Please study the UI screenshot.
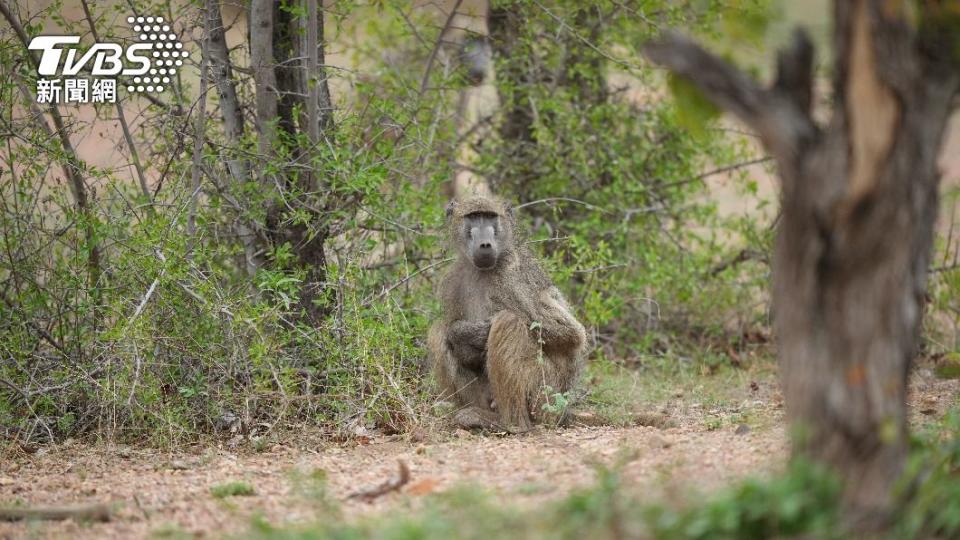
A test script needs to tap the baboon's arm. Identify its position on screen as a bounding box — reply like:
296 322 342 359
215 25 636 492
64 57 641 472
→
447 319 491 370
449 319 491 348
532 288 586 351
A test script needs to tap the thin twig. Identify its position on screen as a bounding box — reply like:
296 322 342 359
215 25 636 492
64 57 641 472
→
655 156 773 191
418 0 465 95
514 197 609 213
128 250 168 325
364 257 454 306
531 0 640 71
79 0 152 208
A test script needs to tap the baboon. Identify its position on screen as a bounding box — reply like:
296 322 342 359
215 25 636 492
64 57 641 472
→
428 196 587 431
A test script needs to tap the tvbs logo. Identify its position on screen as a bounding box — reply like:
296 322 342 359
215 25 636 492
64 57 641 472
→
28 15 188 104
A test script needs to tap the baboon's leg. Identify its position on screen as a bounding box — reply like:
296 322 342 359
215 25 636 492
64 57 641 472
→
485 310 546 432
428 321 490 410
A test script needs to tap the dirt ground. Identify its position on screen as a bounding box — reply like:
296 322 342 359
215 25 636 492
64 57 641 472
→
1 369 956 539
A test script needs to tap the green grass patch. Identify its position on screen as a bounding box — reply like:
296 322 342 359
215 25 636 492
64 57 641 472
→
211 481 256 499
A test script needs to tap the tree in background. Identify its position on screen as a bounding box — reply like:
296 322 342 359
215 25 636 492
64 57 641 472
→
205 0 337 322
646 0 960 525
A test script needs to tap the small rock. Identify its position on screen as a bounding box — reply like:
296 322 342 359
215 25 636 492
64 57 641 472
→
735 424 751 435
454 428 471 439
118 447 132 459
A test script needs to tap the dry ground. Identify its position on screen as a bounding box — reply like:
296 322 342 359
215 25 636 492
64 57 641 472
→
1 367 956 540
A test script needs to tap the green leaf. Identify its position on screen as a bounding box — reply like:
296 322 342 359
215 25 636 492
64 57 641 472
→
667 73 720 139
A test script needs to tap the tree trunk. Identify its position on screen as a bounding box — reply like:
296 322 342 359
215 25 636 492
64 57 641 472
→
250 0 278 155
263 1 331 324
645 0 959 525
488 7 535 147
204 0 261 276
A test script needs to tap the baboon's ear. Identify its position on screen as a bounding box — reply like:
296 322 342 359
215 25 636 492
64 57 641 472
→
506 205 516 220
445 200 457 218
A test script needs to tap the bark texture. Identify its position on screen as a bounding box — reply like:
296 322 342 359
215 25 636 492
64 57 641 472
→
204 0 261 276
646 0 959 523
261 1 332 323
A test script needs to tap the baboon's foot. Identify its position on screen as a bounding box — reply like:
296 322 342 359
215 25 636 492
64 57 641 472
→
453 407 501 430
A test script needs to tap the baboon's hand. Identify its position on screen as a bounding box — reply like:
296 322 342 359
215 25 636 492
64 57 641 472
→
449 319 491 349
447 320 490 371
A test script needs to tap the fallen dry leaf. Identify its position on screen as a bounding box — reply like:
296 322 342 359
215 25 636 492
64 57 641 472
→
405 478 440 496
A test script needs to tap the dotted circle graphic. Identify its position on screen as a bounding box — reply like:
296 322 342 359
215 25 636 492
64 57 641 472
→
126 15 185 94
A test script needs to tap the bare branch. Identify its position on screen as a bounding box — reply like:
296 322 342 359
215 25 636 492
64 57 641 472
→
418 0 465 95
774 28 815 114
0 1 101 289
513 197 609 213
363 257 455 307
643 32 816 168
80 0 153 208
531 0 640 71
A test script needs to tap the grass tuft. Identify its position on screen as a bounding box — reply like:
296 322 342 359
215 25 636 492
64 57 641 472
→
211 481 256 499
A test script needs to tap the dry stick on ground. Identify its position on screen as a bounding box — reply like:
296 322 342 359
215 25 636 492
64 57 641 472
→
0 502 113 522
346 460 411 502
645 0 959 527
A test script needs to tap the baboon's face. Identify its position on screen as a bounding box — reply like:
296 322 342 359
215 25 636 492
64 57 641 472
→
464 212 502 270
